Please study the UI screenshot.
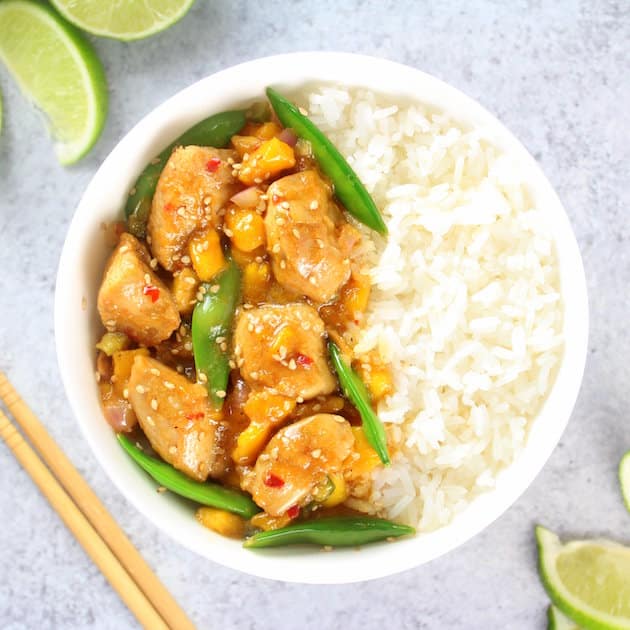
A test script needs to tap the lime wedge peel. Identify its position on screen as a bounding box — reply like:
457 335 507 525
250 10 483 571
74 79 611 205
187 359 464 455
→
49 0 196 41
620 451 630 514
0 0 107 165
548 605 584 630
536 526 630 630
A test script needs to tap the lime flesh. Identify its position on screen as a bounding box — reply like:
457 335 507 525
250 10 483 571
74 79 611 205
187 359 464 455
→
49 0 196 41
0 0 107 165
537 526 630 630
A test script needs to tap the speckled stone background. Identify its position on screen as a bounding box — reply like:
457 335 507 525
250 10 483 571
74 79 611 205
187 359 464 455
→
1 1 628 628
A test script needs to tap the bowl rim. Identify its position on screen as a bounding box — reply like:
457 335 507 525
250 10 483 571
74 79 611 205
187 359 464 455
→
55 51 589 584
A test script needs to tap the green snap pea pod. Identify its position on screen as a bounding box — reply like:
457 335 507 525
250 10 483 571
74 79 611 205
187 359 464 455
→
244 516 414 548
328 341 390 465
192 260 240 409
265 87 387 236
124 109 247 232
117 434 260 518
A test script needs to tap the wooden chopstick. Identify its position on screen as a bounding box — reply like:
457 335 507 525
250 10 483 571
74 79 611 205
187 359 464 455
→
0 408 169 630
0 371 195 630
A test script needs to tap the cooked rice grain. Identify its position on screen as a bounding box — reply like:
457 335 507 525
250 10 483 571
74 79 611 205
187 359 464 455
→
302 87 563 531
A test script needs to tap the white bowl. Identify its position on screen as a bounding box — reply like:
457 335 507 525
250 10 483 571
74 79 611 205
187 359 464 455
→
55 52 588 584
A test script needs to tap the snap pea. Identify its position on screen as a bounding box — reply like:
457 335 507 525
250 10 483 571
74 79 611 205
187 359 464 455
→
328 341 390 465
124 109 247 233
265 87 387 236
192 259 240 409
244 516 414 548
117 434 260 519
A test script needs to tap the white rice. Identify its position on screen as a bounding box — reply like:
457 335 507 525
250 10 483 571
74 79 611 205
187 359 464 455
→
300 86 563 531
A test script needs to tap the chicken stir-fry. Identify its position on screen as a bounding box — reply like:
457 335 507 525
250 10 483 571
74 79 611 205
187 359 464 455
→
95 101 395 543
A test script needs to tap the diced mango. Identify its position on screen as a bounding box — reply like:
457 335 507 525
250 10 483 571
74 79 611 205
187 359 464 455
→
112 348 150 395
367 367 393 401
342 272 371 322
230 135 261 158
250 511 292 531
196 507 246 539
225 206 266 252
171 267 199 316
188 228 226 282
238 137 295 186
240 121 282 140
96 332 130 356
322 473 348 508
232 392 297 465
253 122 283 140
350 426 381 476
232 420 273 466
242 261 271 304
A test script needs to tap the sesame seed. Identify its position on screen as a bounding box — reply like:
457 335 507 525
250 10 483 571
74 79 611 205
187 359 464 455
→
288 359 297 371
203 196 212 206
150 399 158 411
309 276 317 285
250 371 259 380
95 372 101 383
144 273 151 284
135 385 145 394
298 106 308 115
254 177 263 184
272 244 281 254
149 258 158 269
313 404 321 411
276 217 285 226
177 208 186 217
184 276 197 285
184 341 193 351
181 255 191 265
296 396 304 403
322 545 333 552
146 416 155 426
168 446 178 454
292 228 300 238
310 200 319 210
163 381 175 390
198 372 208 383
150 367 161 377
123 388 129 399
110 375 118 384
156 486 167 493
210 284 220 294
146 235 152 244
311 449 321 458
215 390 226 399
280 260 286 269
220 342 227 352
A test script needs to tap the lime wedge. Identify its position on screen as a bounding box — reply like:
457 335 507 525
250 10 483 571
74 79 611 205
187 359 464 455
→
49 0 196 41
548 605 584 630
536 526 630 630
0 0 107 165
620 451 630 513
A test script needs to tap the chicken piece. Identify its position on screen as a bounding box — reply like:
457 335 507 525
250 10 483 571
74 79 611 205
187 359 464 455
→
148 146 239 271
233 304 336 400
127 355 224 481
264 170 358 302
242 414 355 516
97 233 180 346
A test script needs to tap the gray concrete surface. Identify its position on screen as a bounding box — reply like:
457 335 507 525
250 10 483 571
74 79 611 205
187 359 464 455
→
1 1 629 628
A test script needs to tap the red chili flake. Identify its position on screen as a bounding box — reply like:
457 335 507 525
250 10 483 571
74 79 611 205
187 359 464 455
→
295 353 313 367
287 504 300 519
143 285 160 303
206 158 221 172
271 194 283 204
264 473 285 488
164 203 174 212
185 411 205 420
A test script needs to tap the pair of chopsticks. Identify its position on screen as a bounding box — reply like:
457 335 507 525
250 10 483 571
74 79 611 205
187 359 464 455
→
0 371 195 630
